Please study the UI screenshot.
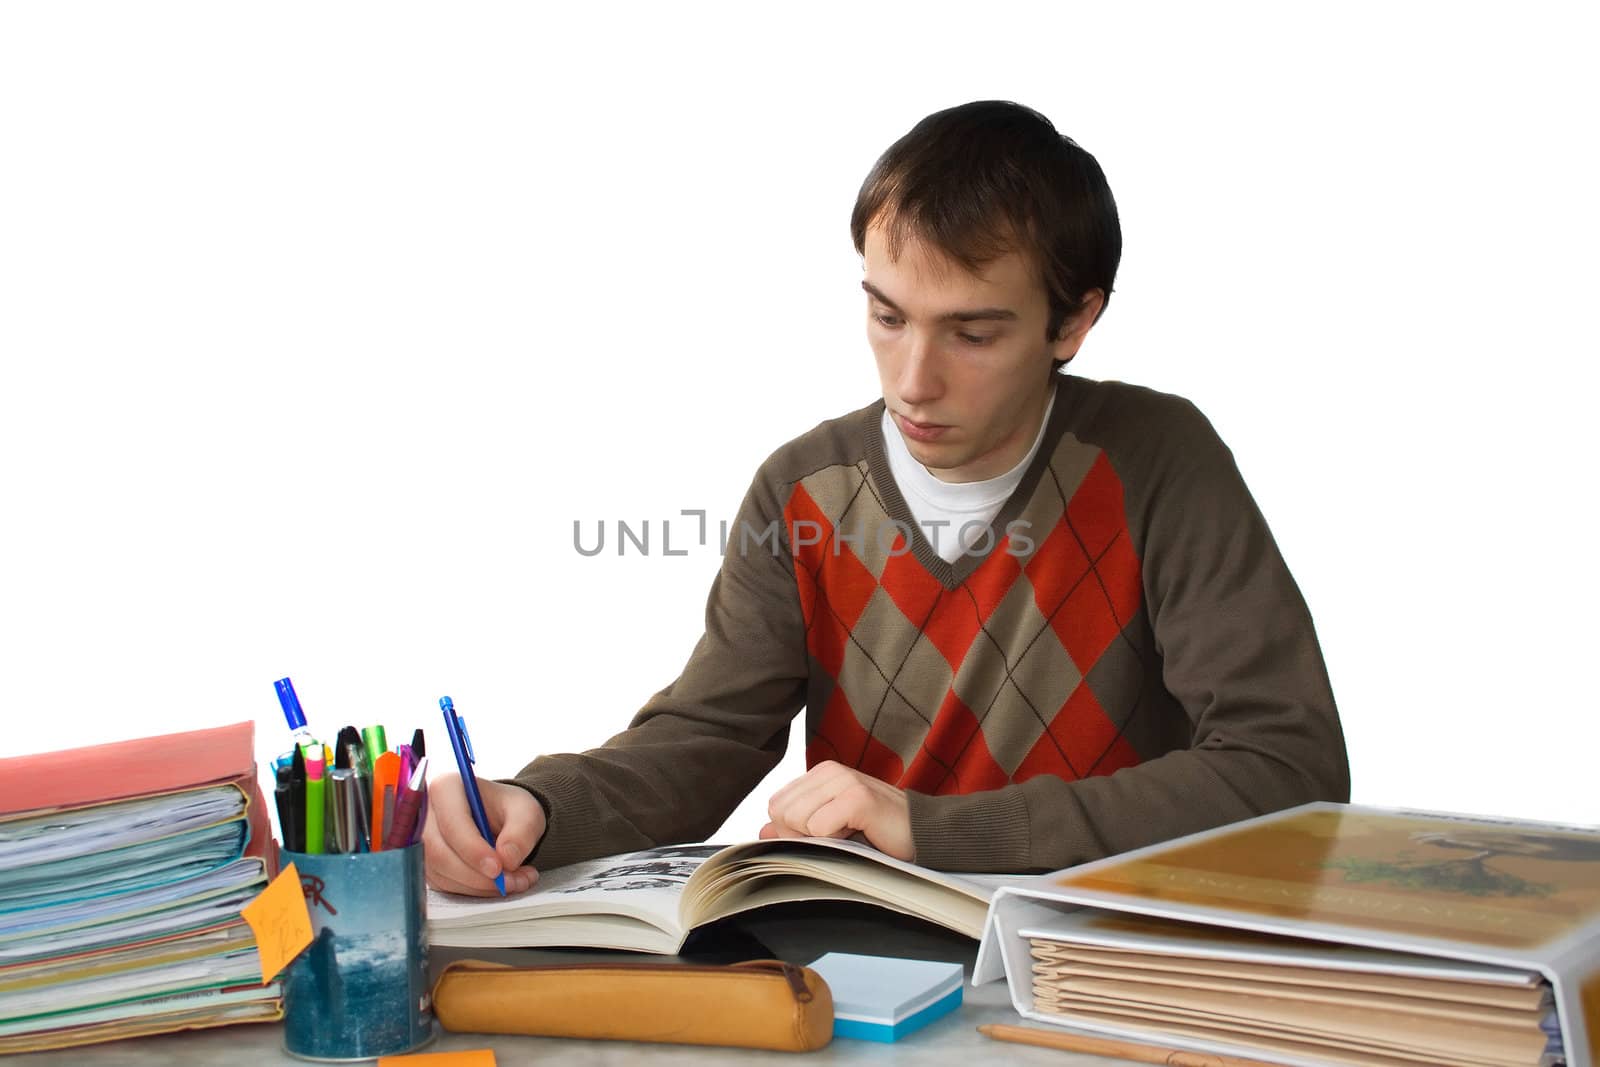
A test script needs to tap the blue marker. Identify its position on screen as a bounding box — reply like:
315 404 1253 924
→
274 677 317 749
440 696 505 896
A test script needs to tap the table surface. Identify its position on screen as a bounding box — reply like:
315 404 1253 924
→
12 904 1131 1065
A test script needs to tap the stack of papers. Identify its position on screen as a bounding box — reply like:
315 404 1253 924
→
1026 930 1556 1067
0 723 282 1054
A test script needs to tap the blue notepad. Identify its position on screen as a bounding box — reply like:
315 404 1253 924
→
807 952 965 1042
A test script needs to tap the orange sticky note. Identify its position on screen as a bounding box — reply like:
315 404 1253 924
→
240 861 313 984
377 1051 496 1066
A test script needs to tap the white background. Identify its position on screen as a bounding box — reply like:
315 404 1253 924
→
2 3 1595 842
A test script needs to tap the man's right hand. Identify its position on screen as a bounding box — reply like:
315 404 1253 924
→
422 772 545 896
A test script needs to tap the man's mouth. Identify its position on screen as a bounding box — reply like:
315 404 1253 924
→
895 412 951 443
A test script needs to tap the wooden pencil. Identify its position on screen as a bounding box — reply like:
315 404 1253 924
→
977 1023 1286 1067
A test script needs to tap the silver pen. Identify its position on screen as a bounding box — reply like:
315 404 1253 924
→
328 769 354 853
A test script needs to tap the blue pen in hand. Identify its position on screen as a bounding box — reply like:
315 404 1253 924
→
440 696 505 896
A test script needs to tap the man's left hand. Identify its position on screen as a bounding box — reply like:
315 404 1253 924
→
758 760 913 860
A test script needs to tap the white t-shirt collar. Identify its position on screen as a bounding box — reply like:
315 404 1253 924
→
881 389 1057 516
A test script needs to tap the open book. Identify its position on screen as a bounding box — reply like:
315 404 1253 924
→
427 837 1005 955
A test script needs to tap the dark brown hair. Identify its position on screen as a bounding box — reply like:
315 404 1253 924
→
850 101 1122 360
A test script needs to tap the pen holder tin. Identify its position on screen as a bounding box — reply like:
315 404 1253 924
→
279 843 435 1062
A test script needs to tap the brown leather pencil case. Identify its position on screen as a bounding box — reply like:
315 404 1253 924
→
430 958 834 1052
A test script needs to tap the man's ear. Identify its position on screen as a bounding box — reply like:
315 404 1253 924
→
1049 289 1106 364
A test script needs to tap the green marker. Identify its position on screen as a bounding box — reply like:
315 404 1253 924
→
361 725 388 775
303 742 327 854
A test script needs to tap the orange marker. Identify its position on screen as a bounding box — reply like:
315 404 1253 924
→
370 751 401 852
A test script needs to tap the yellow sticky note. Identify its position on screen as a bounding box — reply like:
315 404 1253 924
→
377 1051 497 1066
240 861 313 984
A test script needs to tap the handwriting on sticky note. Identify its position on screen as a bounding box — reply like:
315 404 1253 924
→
240 861 313 984
377 1051 497 1066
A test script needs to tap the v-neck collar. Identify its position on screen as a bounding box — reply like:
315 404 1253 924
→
863 375 1076 590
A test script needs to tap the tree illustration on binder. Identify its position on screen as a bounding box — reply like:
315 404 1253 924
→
1325 828 1600 898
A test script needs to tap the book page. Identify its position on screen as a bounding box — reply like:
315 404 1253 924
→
0 889 263 966
1044 1003 1529 1067
1029 941 1547 1011
1019 907 1544 989
426 843 722 951
688 852 989 936
681 835 993 935
0 787 245 872
0 922 256 990
1031 957 1546 1025
1041 984 1547 1063
429 836 999 951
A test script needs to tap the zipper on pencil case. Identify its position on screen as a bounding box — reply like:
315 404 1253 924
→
442 959 814 999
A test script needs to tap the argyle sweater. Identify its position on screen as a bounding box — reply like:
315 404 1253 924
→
512 375 1350 873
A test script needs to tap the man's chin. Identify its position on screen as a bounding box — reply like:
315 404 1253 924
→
910 442 969 472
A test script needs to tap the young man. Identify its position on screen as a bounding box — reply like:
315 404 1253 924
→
423 101 1350 896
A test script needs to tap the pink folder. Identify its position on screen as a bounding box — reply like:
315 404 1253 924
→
0 720 273 867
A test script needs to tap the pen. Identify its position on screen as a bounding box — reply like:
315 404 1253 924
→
343 769 368 853
328 767 353 853
286 745 307 853
361 724 387 777
383 756 429 851
976 1024 1285 1067
409 729 428 832
303 743 326 854
273 765 291 847
274 677 317 749
440 696 504 895
371 751 400 851
337 726 372 850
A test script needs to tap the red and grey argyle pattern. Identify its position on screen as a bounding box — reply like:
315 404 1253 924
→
784 445 1146 797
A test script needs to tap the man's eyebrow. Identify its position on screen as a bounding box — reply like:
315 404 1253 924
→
860 280 1019 323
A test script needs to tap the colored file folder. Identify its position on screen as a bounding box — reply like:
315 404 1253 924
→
0 721 282 1054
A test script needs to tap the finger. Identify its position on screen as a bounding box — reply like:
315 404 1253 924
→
765 775 808 822
802 784 873 839
423 815 499 895
422 772 503 891
767 766 832 827
769 790 818 836
809 783 913 859
426 863 499 897
422 832 500 897
765 760 838 819
774 767 857 835
482 781 545 873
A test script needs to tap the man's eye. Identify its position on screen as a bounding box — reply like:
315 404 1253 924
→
873 313 991 346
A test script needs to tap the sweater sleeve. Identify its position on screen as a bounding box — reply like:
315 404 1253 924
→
905 397 1350 873
505 462 809 871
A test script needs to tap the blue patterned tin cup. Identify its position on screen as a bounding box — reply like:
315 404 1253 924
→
279 843 435 1061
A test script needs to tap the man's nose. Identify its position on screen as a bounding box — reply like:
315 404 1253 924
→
897 332 944 407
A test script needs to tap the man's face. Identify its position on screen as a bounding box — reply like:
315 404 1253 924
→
863 222 1092 484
